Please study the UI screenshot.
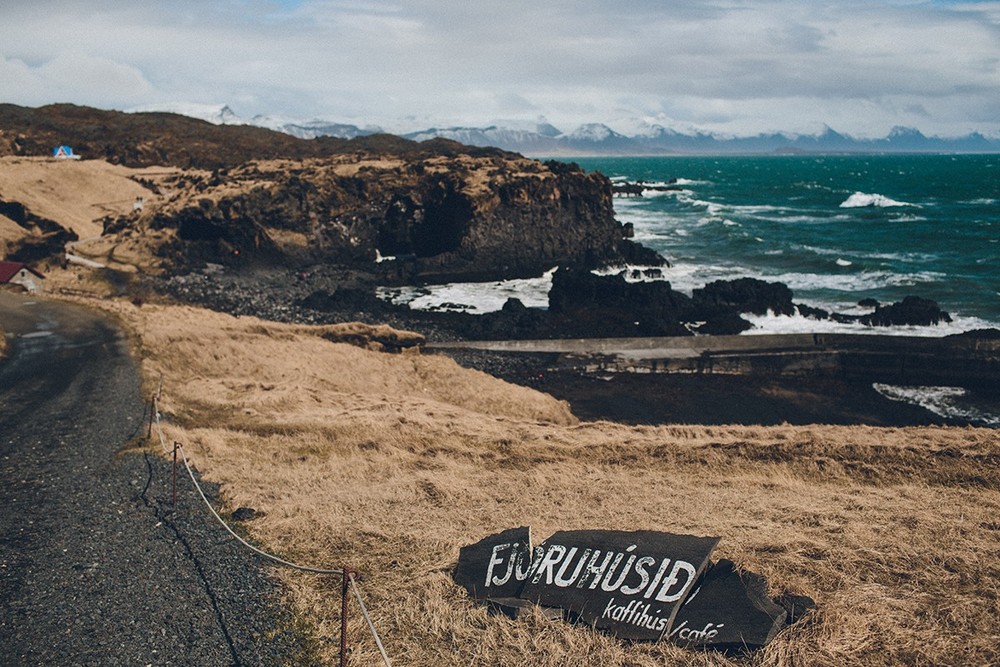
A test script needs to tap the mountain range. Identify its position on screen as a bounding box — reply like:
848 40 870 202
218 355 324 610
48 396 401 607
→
129 104 1000 156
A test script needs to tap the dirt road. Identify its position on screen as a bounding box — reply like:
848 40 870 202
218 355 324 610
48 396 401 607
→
0 293 307 666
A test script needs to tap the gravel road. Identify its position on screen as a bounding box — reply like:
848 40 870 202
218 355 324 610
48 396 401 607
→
0 292 313 666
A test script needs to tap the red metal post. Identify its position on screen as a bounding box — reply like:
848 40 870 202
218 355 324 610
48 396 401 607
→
172 442 179 505
340 568 350 667
147 395 155 438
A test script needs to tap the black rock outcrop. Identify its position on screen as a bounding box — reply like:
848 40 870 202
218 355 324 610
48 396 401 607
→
859 296 952 327
799 296 953 328
692 278 795 317
113 154 656 283
548 268 693 337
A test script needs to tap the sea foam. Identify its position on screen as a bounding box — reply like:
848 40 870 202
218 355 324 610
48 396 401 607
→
839 192 915 208
377 270 555 313
742 309 994 338
873 384 1000 427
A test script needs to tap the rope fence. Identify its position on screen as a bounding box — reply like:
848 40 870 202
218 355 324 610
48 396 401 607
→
149 388 391 666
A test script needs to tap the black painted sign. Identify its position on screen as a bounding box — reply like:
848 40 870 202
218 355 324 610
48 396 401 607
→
453 526 533 600
668 559 787 650
519 530 720 640
454 528 720 641
454 528 802 650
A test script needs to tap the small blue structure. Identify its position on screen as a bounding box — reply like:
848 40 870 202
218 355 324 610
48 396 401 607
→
52 145 80 159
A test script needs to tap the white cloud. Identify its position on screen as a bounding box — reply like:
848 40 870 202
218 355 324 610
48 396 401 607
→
0 52 154 107
0 0 997 137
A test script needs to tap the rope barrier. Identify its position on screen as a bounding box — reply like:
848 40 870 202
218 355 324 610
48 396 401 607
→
174 440 345 576
349 572 393 667
152 393 342 574
150 389 398 663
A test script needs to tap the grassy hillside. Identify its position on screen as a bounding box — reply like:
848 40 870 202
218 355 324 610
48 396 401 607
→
90 297 1000 667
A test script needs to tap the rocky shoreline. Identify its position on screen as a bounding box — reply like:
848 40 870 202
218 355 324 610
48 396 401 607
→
150 263 1000 428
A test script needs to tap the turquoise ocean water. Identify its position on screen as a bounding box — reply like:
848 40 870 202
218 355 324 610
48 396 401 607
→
382 154 1000 423
575 154 1000 334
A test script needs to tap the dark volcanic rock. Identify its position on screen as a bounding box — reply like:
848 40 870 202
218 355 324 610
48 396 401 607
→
692 311 754 336
619 239 669 267
859 296 952 327
794 303 830 320
150 198 282 267
8 229 78 263
468 298 551 340
402 161 633 282
692 278 795 317
948 328 1000 339
113 153 646 281
0 198 79 262
548 268 693 337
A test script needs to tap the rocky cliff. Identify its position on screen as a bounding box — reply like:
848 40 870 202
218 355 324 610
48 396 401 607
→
1 104 659 281
113 153 656 282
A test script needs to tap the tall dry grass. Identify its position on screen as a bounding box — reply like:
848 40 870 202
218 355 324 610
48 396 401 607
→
102 299 1000 666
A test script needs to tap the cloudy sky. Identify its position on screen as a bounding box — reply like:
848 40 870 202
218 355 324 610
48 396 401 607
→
2 1 998 137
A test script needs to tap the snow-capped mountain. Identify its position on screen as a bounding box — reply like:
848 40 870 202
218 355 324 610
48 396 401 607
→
126 103 241 125
251 115 383 140
562 123 621 142
403 125 563 153
125 104 1000 155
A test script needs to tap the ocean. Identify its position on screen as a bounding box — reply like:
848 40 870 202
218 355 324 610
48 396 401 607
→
385 154 999 337
379 154 1000 426
577 154 1000 336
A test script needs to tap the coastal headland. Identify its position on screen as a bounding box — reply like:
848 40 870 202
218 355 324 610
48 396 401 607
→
2 104 999 665
6 105 993 421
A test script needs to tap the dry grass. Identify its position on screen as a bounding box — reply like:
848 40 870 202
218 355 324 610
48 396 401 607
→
94 297 1000 666
1 212 25 250
0 156 182 272
0 156 167 240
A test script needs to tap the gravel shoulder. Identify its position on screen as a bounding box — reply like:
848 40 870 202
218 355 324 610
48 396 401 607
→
0 292 313 667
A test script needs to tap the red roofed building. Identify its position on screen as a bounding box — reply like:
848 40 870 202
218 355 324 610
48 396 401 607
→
0 261 45 293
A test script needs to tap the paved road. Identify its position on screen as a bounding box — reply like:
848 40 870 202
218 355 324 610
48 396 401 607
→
0 293 306 666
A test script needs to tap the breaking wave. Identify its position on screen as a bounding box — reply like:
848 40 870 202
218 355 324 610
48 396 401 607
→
839 192 916 208
873 384 1000 427
742 309 994 337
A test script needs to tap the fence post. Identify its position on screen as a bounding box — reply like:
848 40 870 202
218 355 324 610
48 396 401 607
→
172 442 179 505
341 567 351 667
147 395 155 438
